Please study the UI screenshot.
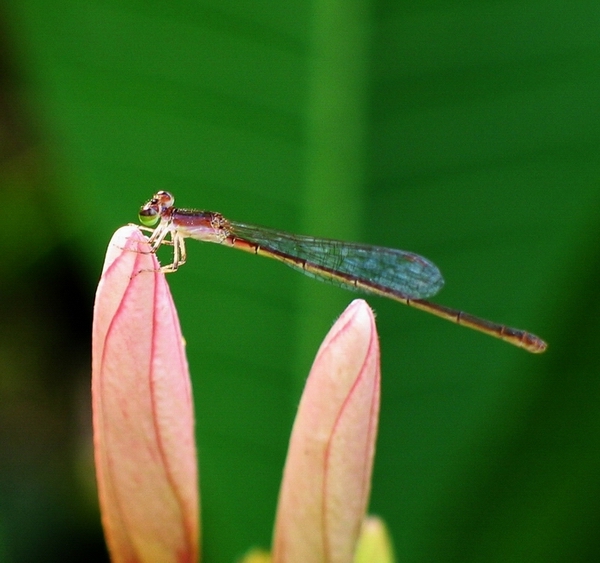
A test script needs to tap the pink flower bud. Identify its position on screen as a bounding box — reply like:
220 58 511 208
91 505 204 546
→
273 300 381 563
92 226 199 563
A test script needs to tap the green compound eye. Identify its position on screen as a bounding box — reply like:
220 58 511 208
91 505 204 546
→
138 207 160 226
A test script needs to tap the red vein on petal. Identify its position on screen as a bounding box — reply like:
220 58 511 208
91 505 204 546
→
148 271 196 562
97 241 152 561
358 325 380 518
167 289 198 563
321 304 378 563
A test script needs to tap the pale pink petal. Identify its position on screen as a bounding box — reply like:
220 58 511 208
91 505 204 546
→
92 226 199 563
273 299 381 563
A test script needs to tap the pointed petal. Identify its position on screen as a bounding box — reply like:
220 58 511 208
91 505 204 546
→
273 300 380 563
353 516 396 563
92 226 199 563
238 548 272 563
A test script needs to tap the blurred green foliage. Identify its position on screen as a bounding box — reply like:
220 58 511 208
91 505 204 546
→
0 1 599 562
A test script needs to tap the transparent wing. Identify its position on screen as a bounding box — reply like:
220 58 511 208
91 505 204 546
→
229 222 444 299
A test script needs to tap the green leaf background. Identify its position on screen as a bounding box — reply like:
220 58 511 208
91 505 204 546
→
1 1 599 562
